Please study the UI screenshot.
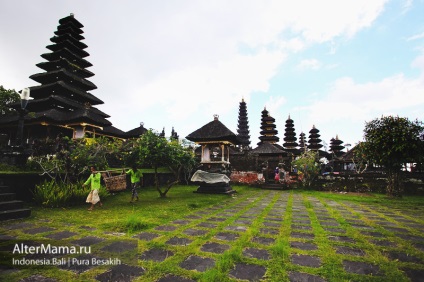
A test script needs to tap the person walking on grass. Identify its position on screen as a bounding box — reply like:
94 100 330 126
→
83 166 103 211
126 165 143 203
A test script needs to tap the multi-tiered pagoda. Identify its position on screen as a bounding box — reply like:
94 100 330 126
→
236 98 251 150
282 115 299 156
329 135 345 158
0 14 124 141
308 125 326 158
298 132 307 153
257 107 279 145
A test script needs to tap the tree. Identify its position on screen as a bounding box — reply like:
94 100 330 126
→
362 116 424 197
135 130 196 197
292 150 321 188
0 85 19 115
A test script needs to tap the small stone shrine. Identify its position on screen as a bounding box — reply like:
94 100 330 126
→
186 115 239 194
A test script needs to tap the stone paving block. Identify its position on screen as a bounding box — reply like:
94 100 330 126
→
342 260 380 276
132 232 160 241
0 234 15 240
291 231 315 240
323 227 345 233
413 242 424 252
71 236 105 246
172 220 191 225
401 268 424 282
335 246 365 256
292 225 313 231
101 241 137 253
328 235 355 243
264 216 283 223
5 222 35 230
140 248 174 262
196 222 218 228
155 225 178 232
292 220 311 225
252 236 276 245
95 264 145 282
290 241 318 251
291 254 321 267
165 237 192 246
350 224 374 230
179 255 215 272
225 225 248 232
215 232 239 241
156 275 196 282
259 228 279 235
263 221 280 228
44 231 78 240
183 228 208 236
243 247 270 260
369 239 397 247
200 242 230 254
320 221 340 227
229 262 266 281
208 216 227 222
22 227 56 235
18 274 58 282
384 251 423 263
234 219 253 225
384 227 409 233
288 271 327 282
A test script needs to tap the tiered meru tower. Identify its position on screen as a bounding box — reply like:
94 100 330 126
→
257 107 279 145
236 99 251 150
282 115 299 155
329 135 345 158
307 125 323 152
3 14 116 141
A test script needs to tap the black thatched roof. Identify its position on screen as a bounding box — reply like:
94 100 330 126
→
21 96 109 118
27 108 111 126
186 116 240 144
29 82 103 105
101 126 127 138
126 124 148 138
250 142 287 155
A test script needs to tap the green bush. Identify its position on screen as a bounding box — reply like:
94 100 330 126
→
33 180 109 208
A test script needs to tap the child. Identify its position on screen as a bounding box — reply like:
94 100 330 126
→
126 165 143 202
83 166 103 211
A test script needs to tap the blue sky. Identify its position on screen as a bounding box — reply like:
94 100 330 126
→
1 0 423 151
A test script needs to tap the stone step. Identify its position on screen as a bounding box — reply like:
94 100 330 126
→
0 193 16 201
0 185 10 193
261 183 287 190
0 208 31 221
0 200 25 211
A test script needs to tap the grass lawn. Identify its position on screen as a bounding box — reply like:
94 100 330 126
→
1 185 424 281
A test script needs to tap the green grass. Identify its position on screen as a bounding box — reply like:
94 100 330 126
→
1 187 423 281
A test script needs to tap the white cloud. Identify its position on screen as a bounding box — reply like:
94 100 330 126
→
407 31 424 41
412 54 424 70
297 59 321 70
297 63 424 144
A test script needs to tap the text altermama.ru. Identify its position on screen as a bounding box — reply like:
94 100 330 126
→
13 243 91 255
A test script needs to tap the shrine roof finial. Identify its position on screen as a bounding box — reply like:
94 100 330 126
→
213 114 219 121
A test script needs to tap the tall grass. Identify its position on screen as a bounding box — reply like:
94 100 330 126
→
32 180 109 207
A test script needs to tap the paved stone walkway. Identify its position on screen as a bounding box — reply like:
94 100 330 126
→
1 190 424 281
